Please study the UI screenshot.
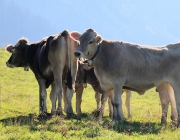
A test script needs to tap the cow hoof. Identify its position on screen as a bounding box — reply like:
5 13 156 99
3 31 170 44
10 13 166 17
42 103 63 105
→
76 112 82 116
108 120 116 127
170 120 179 128
56 110 64 116
92 110 101 118
65 113 75 119
37 112 52 120
109 113 113 118
160 118 167 125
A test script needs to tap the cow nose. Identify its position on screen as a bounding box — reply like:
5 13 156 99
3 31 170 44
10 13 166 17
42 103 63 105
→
6 61 10 67
74 51 81 57
6 61 12 68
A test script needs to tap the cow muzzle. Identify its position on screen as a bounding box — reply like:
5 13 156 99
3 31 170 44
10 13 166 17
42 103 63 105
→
6 61 14 68
74 51 84 58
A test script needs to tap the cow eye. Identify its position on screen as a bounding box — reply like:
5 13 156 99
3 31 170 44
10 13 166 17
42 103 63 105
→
88 41 93 44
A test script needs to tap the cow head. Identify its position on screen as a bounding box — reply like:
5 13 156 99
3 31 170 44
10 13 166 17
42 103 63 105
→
5 38 29 71
73 29 102 60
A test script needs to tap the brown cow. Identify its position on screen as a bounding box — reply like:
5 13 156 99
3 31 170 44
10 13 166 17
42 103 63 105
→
6 30 79 116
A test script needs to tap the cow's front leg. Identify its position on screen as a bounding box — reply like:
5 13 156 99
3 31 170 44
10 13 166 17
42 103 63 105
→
37 78 47 114
75 84 84 115
112 85 123 122
50 81 57 115
95 92 101 110
98 90 111 120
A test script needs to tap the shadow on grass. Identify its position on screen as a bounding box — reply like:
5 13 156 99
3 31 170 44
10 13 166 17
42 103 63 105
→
102 118 162 135
0 113 52 126
0 112 173 136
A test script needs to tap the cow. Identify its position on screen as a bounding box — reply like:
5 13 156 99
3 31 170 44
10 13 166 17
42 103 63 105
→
75 63 177 124
72 28 180 125
5 30 79 117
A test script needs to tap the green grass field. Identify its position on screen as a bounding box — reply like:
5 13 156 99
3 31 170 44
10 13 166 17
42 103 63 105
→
0 49 180 140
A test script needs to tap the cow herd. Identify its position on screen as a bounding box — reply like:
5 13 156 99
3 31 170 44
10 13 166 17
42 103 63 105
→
5 29 180 126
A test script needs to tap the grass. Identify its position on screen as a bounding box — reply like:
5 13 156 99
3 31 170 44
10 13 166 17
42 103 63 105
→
0 48 180 139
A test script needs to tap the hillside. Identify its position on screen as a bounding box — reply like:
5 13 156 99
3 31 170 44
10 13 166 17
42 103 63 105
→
0 49 180 139
1 0 180 48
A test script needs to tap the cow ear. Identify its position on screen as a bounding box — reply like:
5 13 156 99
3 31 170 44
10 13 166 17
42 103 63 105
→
5 45 14 53
95 35 102 44
71 31 81 40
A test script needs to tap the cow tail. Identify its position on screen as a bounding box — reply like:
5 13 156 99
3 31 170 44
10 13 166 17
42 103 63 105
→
66 33 73 89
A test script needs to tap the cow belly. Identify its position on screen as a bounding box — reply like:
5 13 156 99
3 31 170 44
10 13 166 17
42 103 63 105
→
41 66 54 80
124 82 155 91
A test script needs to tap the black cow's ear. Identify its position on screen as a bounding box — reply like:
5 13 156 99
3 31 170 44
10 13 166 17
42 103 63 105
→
71 31 81 40
5 45 14 53
95 35 102 44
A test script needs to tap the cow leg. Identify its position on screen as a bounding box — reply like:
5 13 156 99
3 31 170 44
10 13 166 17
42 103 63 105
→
50 81 57 114
95 92 101 110
112 85 123 121
62 84 68 113
171 83 180 126
109 90 124 119
157 84 169 124
125 90 132 118
165 83 178 125
66 88 74 115
76 84 84 115
98 90 110 119
37 78 47 114
53 69 64 115
108 93 113 118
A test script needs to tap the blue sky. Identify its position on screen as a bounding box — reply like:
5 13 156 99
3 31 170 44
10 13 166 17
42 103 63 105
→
1 0 180 46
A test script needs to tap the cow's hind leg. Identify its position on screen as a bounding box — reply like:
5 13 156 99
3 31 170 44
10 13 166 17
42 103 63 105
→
124 90 132 118
157 84 169 124
165 83 178 125
170 83 180 126
66 88 74 116
37 78 48 119
50 81 57 115
53 67 64 116
62 84 68 113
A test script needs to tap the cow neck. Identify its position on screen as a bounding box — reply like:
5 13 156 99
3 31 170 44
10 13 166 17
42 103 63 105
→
24 45 29 71
86 43 100 66
90 43 100 61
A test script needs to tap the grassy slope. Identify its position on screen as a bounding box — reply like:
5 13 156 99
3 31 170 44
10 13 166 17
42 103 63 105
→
0 49 180 140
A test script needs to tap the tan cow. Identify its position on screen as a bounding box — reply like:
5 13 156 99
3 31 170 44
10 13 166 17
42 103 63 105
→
76 63 177 124
73 29 180 125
